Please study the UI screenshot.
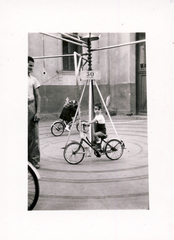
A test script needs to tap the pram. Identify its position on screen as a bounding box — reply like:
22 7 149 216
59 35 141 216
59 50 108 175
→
59 100 78 125
51 100 79 137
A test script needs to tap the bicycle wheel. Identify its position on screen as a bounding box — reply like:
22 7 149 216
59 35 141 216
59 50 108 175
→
64 142 85 164
105 139 124 160
51 121 64 136
28 165 39 210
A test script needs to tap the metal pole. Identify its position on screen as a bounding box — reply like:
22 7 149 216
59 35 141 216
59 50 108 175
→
74 52 78 77
33 54 88 63
65 80 88 146
86 34 95 143
40 32 87 48
58 32 87 44
91 39 146 52
33 54 74 59
94 80 120 140
89 78 92 145
74 52 78 101
74 52 82 100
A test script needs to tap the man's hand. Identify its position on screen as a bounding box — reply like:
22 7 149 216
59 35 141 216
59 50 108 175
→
34 113 40 122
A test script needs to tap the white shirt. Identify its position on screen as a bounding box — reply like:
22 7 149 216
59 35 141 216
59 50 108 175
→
28 75 40 101
94 114 105 124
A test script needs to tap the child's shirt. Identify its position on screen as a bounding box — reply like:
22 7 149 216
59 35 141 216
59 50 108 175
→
94 114 106 134
94 114 105 124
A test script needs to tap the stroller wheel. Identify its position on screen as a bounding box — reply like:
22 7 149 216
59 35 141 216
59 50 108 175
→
51 121 64 136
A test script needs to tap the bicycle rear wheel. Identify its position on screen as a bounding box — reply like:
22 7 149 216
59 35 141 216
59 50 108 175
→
105 139 124 160
64 142 85 164
28 165 39 210
51 121 64 136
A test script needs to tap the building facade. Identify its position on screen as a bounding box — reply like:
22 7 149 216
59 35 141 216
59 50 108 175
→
28 32 147 116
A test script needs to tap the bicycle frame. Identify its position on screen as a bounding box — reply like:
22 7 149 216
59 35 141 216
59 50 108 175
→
78 131 124 155
64 129 125 164
79 135 107 154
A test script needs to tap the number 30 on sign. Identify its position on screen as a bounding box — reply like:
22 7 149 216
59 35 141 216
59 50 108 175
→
80 70 101 80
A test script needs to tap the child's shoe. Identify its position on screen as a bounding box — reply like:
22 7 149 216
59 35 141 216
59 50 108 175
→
91 140 96 146
65 125 70 132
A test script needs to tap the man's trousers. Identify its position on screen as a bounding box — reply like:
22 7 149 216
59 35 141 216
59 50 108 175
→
28 100 40 164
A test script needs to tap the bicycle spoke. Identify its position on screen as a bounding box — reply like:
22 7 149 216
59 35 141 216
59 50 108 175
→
64 142 85 164
51 121 64 136
105 139 124 160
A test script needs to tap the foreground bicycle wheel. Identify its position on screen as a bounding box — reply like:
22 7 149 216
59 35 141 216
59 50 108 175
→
51 121 64 136
28 165 39 210
105 139 124 160
64 142 85 164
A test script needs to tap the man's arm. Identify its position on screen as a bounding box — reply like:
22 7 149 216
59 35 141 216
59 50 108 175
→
34 87 41 121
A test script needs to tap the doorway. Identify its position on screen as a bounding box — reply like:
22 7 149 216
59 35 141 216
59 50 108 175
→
136 33 147 115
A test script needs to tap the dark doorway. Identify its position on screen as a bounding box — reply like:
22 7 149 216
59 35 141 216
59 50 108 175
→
136 33 147 115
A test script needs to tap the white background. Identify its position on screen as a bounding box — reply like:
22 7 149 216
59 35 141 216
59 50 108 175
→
0 0 174 239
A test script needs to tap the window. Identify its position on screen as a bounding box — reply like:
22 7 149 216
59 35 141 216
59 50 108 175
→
62 33 82 71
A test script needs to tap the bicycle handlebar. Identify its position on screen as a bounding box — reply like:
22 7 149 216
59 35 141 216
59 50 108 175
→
82 122 90 127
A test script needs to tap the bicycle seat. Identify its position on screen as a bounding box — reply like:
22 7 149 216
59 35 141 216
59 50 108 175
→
99 134 107 139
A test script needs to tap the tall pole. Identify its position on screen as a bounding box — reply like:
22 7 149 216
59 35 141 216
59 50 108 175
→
81 34 100 143
87 34 95 142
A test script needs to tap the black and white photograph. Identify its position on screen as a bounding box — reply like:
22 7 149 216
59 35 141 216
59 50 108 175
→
28 32 148 211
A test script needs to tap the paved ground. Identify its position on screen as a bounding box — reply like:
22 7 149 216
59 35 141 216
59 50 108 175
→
34 115 148 210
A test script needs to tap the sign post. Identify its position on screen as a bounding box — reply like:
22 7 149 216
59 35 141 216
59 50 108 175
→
80 70 101 81
81 34 100 143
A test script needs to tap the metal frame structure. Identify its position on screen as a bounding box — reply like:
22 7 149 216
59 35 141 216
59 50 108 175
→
32 32 146 146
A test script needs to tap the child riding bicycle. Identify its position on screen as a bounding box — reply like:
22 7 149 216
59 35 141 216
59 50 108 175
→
86 102 107 149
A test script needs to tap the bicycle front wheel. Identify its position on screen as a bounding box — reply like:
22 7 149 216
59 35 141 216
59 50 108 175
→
105 139 124 160
28 165 39 210
51 121 64 136
64 142 85 164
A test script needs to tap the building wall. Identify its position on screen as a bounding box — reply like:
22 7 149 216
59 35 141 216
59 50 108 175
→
28 32 136 115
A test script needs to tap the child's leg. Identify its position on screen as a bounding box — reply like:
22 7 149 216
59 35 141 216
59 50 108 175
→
93 132 105 149
94 132 104 143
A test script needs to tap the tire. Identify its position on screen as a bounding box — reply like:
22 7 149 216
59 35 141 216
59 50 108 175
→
105 139 124 160
28 165 39 210
63 142 85 164
51 121 64 136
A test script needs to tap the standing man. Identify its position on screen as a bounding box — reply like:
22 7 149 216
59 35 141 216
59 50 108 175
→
28 56 41 169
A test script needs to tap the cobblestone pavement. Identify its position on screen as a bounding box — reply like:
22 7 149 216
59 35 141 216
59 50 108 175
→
34 115 148 210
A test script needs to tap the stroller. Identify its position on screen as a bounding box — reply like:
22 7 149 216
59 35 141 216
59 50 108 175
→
59 100 78 127
51 99 79 136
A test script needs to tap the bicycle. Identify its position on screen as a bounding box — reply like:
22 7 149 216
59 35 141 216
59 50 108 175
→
63 123 125 164
28 162 40 210
51 118 88 137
